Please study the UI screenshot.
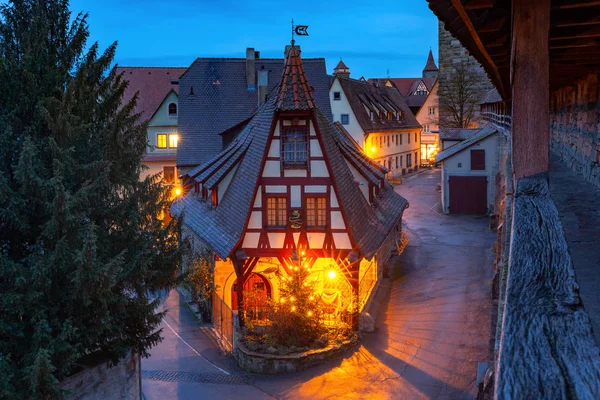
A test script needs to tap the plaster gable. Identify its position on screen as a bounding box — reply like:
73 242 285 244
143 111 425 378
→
329 78 365 148
149 91 179 127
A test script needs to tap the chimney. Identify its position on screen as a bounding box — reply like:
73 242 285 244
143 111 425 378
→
246 47 256 91
372 78 378 87
258 65 268 106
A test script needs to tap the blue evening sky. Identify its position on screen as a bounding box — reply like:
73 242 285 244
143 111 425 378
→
70 0 438 79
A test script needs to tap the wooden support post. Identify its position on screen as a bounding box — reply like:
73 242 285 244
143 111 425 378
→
511 0 550 179
231 256 246 329
351 277 359 331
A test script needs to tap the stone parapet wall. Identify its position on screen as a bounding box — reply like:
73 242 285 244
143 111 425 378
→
59 352 140 400
550 73 600 187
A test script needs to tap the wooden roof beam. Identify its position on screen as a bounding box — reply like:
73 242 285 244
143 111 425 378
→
449 0 507 97
550 25 600 40
550 38 600 49
463 0 496 9
552 12 600 27
479 16 507 32
556 0 600 9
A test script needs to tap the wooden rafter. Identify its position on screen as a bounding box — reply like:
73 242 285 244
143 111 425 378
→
464 0 496 9
556 0 600 10
449 0 507 98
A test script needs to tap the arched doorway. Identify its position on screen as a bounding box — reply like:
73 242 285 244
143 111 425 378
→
231 273 272 322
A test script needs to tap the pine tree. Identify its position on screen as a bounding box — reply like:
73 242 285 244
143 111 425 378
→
0 1 183 397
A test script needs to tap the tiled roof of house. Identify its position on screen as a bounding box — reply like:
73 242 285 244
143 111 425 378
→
368 77 436 97
436 125 498 162
277 46 315 111
337 77 421 133
423 49 438 72
439 127 481 141
115 67 187 123
176 56 332 168
479 88 502 105
335 59 349 70
172 48 408 260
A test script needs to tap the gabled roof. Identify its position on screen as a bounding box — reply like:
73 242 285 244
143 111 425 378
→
115 67 187 123
335 60 349 70
337 77 421 133
176 55 332 168
436 126 498 162
277 46 315 111
172 48 408 260
439 127 480 141
423 49 438 72
479 88 502 105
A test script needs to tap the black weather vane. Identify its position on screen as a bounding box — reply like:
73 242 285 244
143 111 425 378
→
291 19 309 46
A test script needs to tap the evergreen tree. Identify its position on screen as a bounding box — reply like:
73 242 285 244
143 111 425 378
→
0 1 183 397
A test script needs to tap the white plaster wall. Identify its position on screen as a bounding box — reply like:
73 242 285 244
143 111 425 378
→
247 211 262 229
253 187 262 207
329 78 365 147
242 232 260 248
332 233 352 249
304 185 327 193
330 211 346 229
265 185 287 193
440 133 499 214
290 186 301 207
345 161 370 201
310 160 329 177
140 161 176 181
330 189 339 207
217 164 238 203
415 80 439 141
262 161 280 177
268 139 280 157
283 170 307 177
310 139 323 157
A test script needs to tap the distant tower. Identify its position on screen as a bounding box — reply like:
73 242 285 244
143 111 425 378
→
423 49 439 80
333 59 350 78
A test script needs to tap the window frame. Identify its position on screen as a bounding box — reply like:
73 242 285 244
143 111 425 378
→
470 149 486 171
265 195 288 229
157 134 167 149
168 133 178 148
333 91 341 101
341 114 349 125
306 195 328 229
168 102 177 116
280 124 309 169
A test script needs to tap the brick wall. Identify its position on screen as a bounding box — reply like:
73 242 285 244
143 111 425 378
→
550 73 600 187
438 21 494 128
59 352 140 400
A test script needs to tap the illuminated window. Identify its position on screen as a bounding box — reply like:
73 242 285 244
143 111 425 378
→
168 134 178 148
281 126 308 168
157 134 167 149
266 197 287 227
168 103 177 116
163 166 175 184
306 197 326 228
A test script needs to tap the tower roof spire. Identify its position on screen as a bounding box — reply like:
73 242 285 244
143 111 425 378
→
276 45 315 111
423 49 438 72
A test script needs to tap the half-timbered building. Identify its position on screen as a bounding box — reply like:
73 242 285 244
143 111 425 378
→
172 45 408 331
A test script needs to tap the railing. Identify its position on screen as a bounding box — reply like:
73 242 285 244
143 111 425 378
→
211 292 234 353
481 111 512 132
358 258 377 312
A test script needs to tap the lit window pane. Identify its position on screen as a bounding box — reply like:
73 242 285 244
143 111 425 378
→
157 134 167 149
169 134 178 148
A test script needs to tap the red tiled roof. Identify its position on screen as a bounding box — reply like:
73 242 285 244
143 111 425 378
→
335 59 349 70
115 67 187 123
276 46 315 111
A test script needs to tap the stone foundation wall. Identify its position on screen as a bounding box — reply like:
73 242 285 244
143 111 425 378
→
550 72 600 187
59 352 140 400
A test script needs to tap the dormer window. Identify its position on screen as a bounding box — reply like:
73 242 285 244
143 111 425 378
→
370 111 375 121
281 125 308 168
387 111 393 120
168 103 177 116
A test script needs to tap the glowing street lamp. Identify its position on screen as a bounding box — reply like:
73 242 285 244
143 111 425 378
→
328 270 337 280
174 187 182 196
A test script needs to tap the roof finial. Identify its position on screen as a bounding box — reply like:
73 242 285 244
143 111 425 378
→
291 18 295 47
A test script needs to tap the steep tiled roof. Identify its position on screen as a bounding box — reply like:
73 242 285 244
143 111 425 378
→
172 49 408 260
479 88 502 105
177 56 332 167
423 49 438 72
436 126 498 162
115 67 187 123
277 46 315 111
335 60 349 70
337 77 421 133
439 127 481 141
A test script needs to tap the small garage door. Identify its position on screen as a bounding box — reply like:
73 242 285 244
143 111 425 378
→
448 176 488 214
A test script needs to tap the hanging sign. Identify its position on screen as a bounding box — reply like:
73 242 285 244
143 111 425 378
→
289 210 303 230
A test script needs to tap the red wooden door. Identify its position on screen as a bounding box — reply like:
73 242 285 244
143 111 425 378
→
231 273 271 311
448 176 487 214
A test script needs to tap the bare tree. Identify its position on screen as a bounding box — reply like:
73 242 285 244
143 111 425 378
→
438 61 485 128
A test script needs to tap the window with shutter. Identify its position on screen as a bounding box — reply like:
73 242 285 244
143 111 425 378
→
470 150 486 170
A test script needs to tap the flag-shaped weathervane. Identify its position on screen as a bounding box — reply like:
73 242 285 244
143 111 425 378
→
291 19 309 46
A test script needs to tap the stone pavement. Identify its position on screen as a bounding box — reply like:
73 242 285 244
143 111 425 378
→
142 169 495 399
550 154 600 345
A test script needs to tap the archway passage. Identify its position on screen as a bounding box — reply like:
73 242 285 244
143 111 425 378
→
231 273 271 316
